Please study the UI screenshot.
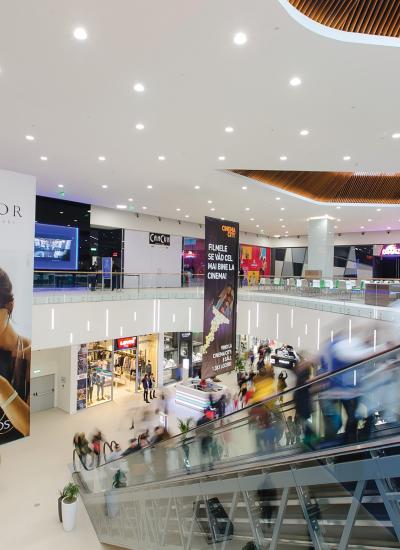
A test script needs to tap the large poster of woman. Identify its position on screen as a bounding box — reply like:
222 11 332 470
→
0 170 35 445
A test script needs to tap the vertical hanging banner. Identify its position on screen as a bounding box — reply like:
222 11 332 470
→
202 217 239 378
0 170 35 445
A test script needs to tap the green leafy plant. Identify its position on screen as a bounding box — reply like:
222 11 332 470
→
62 482 79 504
177 417 193 436
235 355 246 372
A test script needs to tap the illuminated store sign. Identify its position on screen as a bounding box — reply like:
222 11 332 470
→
381 244 400 257
149 232 170 246
117 336 137 349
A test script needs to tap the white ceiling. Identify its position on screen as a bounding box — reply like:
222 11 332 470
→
0 0 400 237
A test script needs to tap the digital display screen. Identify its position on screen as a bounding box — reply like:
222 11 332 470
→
34 223 79 270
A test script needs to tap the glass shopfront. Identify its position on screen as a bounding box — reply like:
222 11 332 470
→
113 336 137 392
76 340 113 411
163 332 203 384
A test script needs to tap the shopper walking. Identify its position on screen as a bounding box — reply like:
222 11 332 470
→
142 373 150 403
149 374 156 399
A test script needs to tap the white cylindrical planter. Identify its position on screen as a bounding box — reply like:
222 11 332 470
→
62 498 78 531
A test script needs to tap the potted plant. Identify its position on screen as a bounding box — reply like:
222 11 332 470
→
61 482 79 532
58 486 67 523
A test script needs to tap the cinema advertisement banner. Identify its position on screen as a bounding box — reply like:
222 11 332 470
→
202 217 239 379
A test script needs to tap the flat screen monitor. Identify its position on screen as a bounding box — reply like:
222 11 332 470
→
34 223 79 270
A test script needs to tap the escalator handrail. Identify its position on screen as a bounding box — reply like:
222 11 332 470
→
75 342 400 472
73 448 90 472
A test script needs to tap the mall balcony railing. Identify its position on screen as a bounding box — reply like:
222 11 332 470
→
32 271 400 320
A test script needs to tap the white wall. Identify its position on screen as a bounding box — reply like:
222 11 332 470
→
124 229 182 287
91 205 271 247
31 347 73 413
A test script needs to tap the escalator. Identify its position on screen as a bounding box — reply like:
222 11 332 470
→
74 345 400 549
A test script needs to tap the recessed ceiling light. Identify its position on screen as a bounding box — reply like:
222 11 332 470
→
210 207 215 211
273 234 281 238
392 133 400 139
250 218 255 221
242 186 247 190
98 156 106 161
25 135 35 141
194 186 200 190
275 197 281 201
57 184 64 188
74 219 78 222
73 27 88 41
133 82 145 93
147 185 153 189
280 207 285 211
220 217 225 221
184 214 190 218
59 211 64 215
218 155 226 161
368 218 372 222
233 32 247 45
387 226 392 230
142 206 147 210
281 225 286 228
208 200 213 204
337 218 341 222
158 155 166 161
256 224 260 228
377 208 382 211
279 218 284 222
334 225 338 229
176 208 181 211
116 204 127 209
280 155 287 161
245 207 250 211
225 126 234 133
343 155 351 161
101 184 108 189
336 206 341 209
135 123 145 130
360 226 364 229
260 229 264 233
299 129 309 136
289 76 302 87
40 156 48 161
128 198 133 202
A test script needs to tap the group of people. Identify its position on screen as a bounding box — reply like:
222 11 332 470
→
141 360 156 403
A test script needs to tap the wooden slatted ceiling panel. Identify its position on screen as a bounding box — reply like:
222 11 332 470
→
232 170 400 203
289 0 400 38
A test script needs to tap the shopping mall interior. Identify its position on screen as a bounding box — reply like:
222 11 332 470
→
2 2 400 550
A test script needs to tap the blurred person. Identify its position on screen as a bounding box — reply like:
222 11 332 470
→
197 409 215 470
108 442 123 461
73 432 92 467
319 331 375 444
149 373 156 399
285 415 296 446
142 373 150 403
277 371 288 393
91 429 105 466
294 361 317 449
122 438 139 456
215 393 226 418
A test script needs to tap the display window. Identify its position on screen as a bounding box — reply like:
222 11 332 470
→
113 336 137 392
163 332 203 383
138 334 158 389
87 340 113 406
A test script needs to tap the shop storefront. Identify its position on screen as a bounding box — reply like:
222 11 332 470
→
113 336 137 391
76 334 159 411
240 244 271 286
76 340 113 411
163 332 203 384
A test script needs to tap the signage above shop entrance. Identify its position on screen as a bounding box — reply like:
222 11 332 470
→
116 336 137 349
149 232 170 246
381 244 400 257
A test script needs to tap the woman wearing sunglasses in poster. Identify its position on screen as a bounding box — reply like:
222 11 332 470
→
0 268 30 442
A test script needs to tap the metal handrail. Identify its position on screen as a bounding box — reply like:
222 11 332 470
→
73 343 400 473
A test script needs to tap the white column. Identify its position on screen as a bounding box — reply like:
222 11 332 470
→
307 217 334 278
157 332 165 388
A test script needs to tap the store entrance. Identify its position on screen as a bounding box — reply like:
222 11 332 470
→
373 256 400 279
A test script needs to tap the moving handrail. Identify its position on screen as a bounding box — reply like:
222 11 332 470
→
74 343 400 482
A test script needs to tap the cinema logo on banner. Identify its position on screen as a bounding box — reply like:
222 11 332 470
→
222 225 236 238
